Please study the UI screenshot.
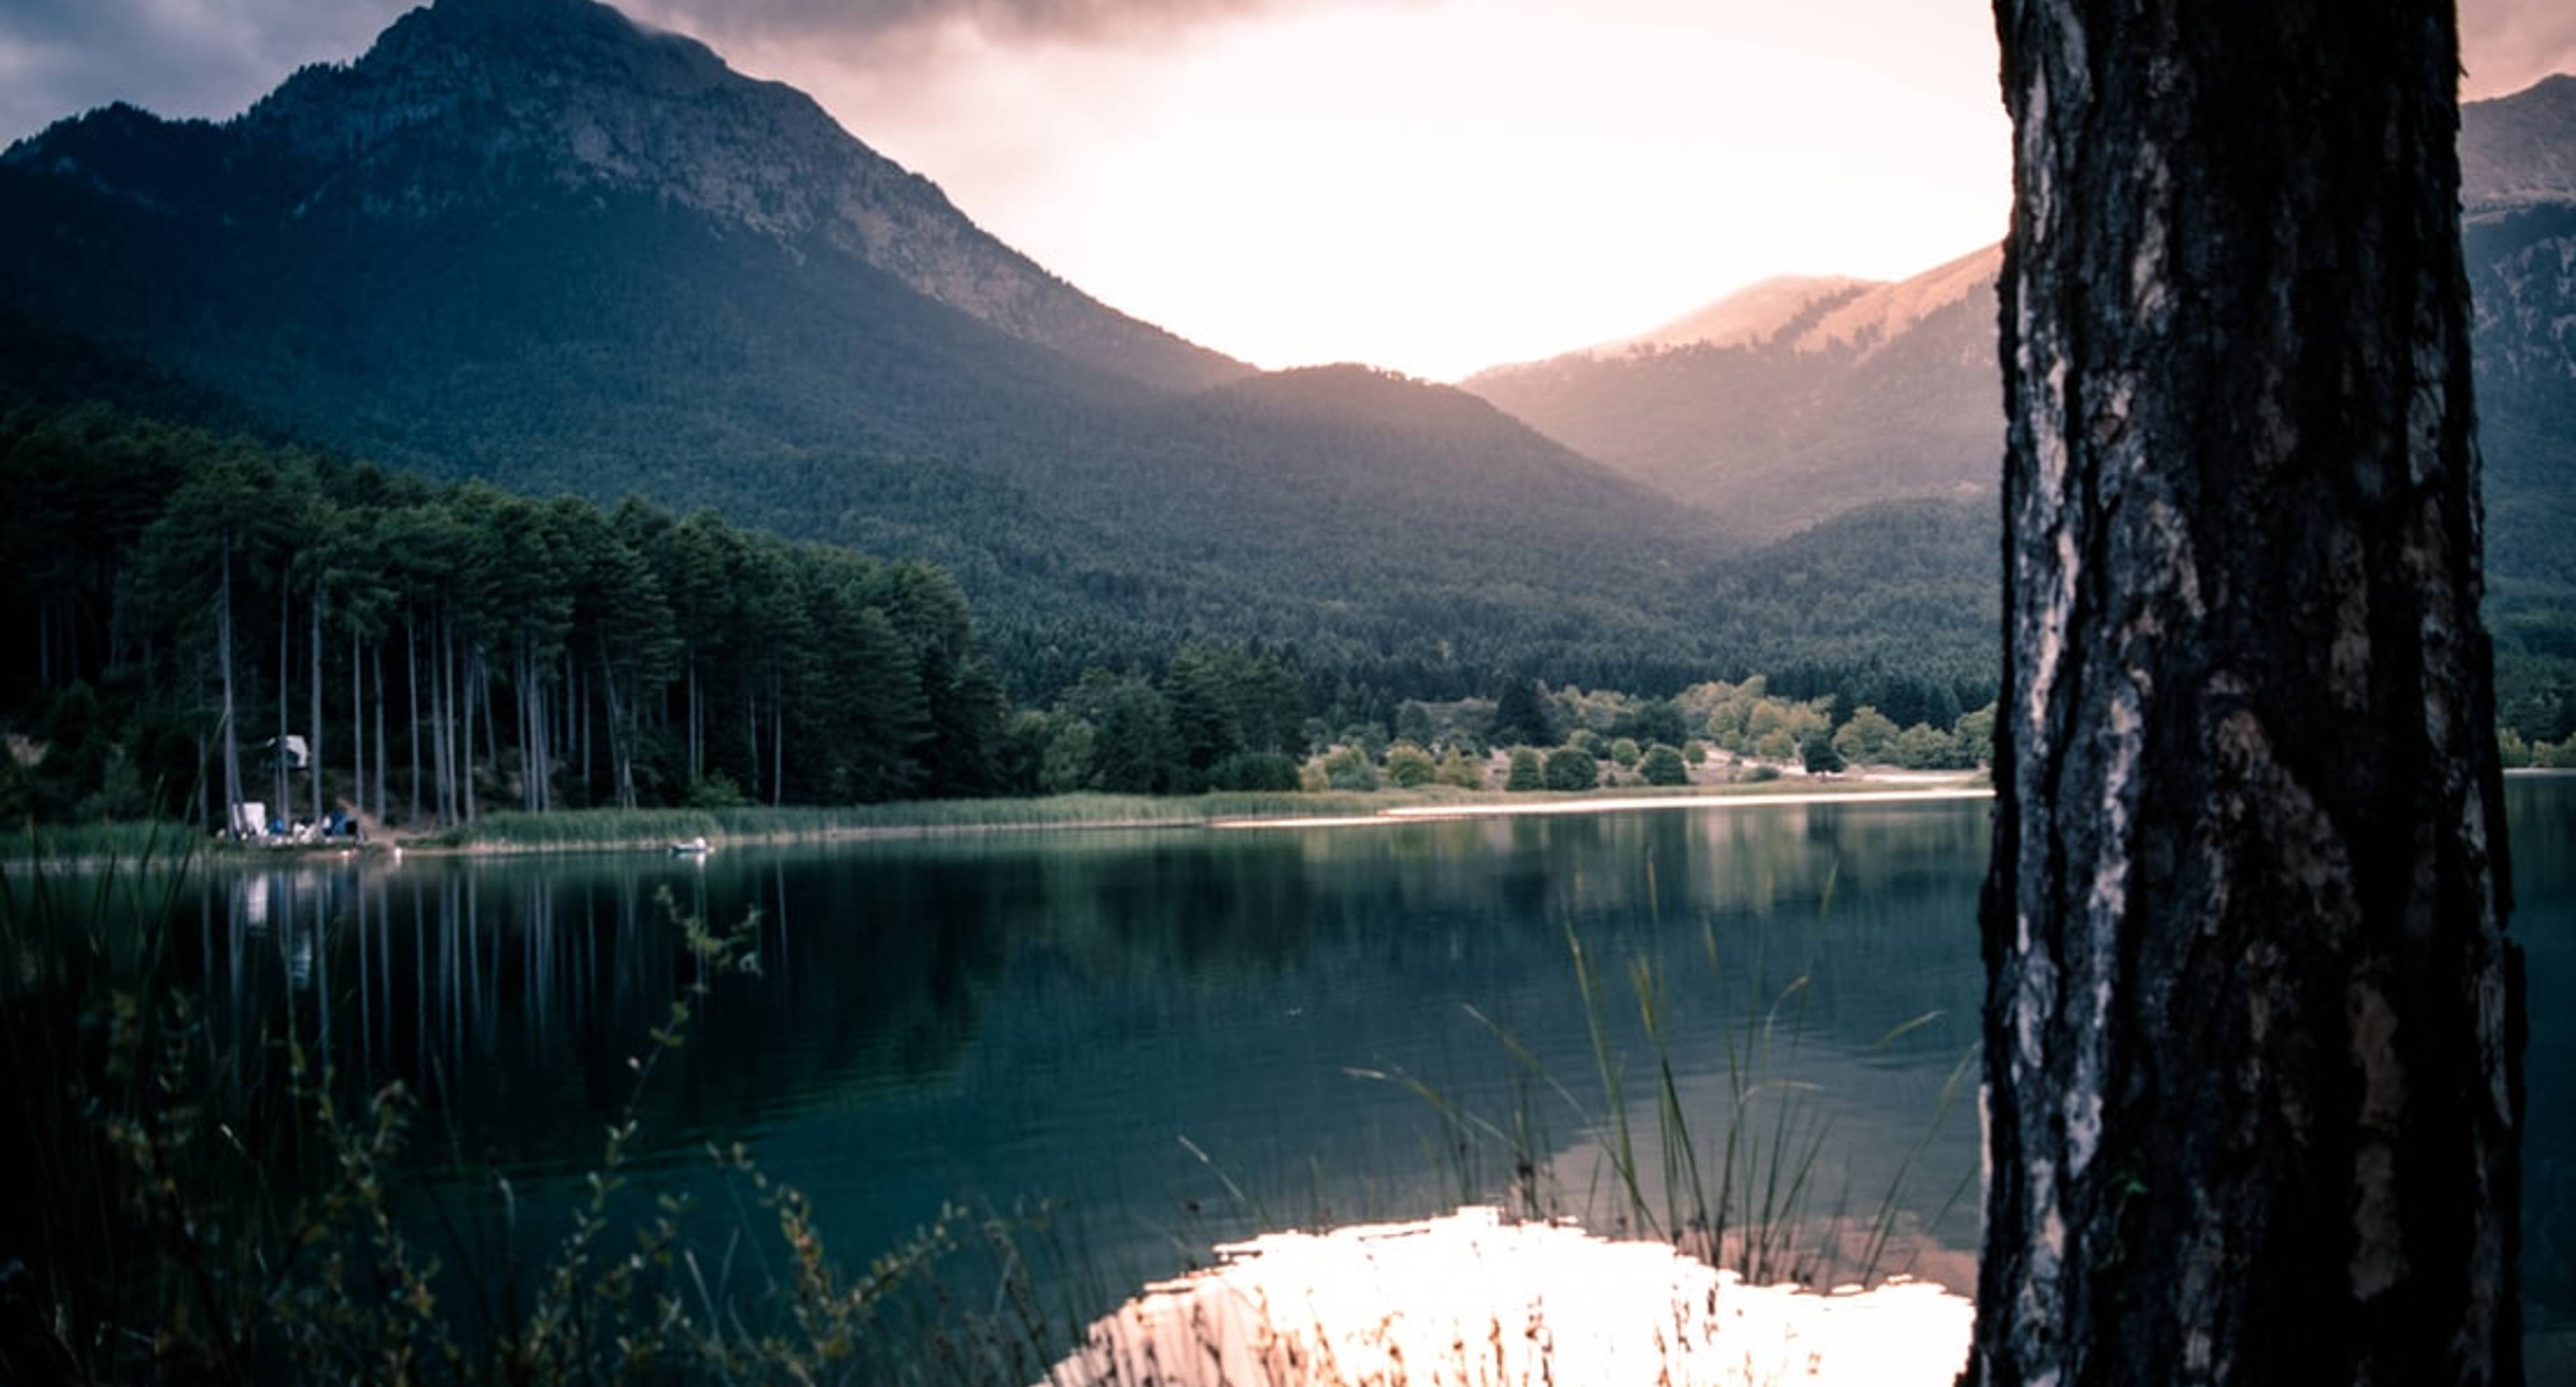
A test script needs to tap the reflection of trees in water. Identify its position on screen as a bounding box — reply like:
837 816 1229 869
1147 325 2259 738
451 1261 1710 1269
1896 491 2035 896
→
111 856 1010 1172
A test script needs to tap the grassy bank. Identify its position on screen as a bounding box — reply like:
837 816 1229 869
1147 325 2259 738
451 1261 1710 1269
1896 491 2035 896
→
419 775 1987 854
0 818 201 871
419 791 1411 853
2 774 1990 865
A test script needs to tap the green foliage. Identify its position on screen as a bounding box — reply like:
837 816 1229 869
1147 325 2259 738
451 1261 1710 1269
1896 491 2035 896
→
1209 751 1301 792
1832 706 1901 766
1490 678 1561 748
684 772 749 808
1543 748 1600 791
1639 743 1689 786
2500 726 2533 767
0 401 1025 827
1955 703 1997 767
1801 733 1846 776
1384 740 1438 788
1437 744 1488 789
1505 747 1547 792
1322 745 1379 792
1607 736 1642 769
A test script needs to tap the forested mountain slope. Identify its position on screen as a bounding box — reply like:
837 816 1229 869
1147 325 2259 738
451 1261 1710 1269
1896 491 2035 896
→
0 0 1722 701
1473 74 2576 738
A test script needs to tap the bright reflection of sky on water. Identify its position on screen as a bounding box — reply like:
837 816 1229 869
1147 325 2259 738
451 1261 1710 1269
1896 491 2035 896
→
1043 1205 1970 1386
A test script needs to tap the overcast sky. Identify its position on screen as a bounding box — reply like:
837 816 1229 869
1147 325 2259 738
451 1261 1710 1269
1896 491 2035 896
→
5 0 2569 380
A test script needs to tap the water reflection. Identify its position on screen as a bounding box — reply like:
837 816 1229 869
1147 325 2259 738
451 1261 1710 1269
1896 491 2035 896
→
1045 1206 1972 1387
10 783 2568 1362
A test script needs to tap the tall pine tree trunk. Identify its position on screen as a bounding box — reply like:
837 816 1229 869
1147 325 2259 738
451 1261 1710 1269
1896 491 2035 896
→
219 533 244 839
276 583 290 820
407 616 423 826
1969 3 2522 1383
309 589 323 830
374 641 387 826
350 622 363 826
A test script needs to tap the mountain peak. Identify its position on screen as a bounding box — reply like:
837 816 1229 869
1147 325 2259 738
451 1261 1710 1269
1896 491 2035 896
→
1611 275 1876 355
8 0 1247 392
2461 70 2576 214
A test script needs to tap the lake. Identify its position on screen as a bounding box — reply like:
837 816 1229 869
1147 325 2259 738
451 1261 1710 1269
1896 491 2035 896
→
25 777 2573 1377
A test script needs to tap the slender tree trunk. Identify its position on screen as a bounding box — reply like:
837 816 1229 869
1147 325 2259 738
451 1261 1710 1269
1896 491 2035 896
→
407 616 422 826
310 589 324 831
463 640 482 824
219 534 244 839
517 637 534 814
437 614 455 825
350 622 363 827
576 655 590 803
1968 4 2522 1384
276 582 290 821
374 641 387 826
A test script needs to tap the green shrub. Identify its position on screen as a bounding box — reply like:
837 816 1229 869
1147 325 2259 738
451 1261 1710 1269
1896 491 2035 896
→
1384 742 1436 787
1544 748 1599 791
1639 744 1688 786
1506 747 1547 791
1210 751 1301 792
1323 746 1379 791
684 771 750 808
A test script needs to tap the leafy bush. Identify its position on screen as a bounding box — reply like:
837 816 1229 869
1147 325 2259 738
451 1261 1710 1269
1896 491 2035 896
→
1801 734 1846 776
1505 748 1547 791
1322 746 1379 792
1384 742 1437 788
684 771 751 808
1639 744 1688 786
1543 748 1599 791
1210 751 1301 792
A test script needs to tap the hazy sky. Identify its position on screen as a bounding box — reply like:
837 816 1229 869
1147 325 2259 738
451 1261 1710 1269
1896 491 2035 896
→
4 0 2570 380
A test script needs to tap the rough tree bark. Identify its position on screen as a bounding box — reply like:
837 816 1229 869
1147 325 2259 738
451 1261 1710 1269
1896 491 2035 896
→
1969 3 2523 1384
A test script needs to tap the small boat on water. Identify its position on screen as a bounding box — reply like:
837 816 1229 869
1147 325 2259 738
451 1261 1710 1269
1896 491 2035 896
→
669 836 712 856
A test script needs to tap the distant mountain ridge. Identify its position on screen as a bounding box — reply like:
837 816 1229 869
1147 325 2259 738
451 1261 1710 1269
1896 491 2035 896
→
1467 70 2576 738
5 0 1245 395
1467 74 2575 540
1463 248 2002 539
0 0 1737 701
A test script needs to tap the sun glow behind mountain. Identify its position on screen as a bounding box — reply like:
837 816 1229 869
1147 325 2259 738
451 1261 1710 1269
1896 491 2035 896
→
3 0 2569 380
661 0 2017 381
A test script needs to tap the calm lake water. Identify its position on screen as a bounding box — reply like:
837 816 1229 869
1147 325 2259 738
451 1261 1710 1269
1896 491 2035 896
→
29 777 2576 1364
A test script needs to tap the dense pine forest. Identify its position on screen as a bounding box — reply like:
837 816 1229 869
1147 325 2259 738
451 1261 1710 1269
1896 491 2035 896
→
13 392 2569 834
0 400 1039 828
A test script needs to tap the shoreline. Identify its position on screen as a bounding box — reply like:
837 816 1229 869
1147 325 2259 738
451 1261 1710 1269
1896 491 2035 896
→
1210 785 1994 830
21 770 2569 869
2 776 1996 869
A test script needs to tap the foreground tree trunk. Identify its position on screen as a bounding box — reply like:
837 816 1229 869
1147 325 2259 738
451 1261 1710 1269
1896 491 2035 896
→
1970 3 2523 1384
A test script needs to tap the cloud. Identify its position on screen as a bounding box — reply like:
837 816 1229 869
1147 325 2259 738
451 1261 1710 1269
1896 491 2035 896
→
0 0 1416 144
2459 0 2576 97
0 0 411 142
630 0 1401 50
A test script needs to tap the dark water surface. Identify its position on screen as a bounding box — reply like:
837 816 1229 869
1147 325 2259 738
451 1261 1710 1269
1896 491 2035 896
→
35 779 2576 1347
